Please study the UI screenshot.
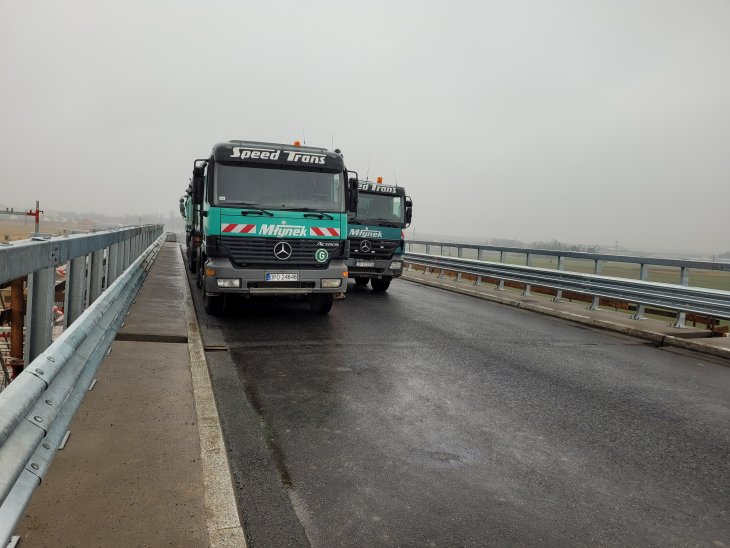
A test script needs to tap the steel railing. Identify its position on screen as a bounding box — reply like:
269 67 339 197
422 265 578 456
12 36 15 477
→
0 226 164 545
403 242 730 324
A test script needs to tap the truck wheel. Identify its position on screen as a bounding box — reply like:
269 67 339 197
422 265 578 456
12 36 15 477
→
203 291 224 315
371 278 391 292
309 293 334 314
195 249 205 289
187 246 197 273
354 277 370 286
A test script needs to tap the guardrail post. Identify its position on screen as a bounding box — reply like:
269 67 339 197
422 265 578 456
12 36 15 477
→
473 248 483 285
88 249 104 304
426 244 431 255
552 256 565 302
26 266 55 362
439 267 445 279
123 238 131 271
107 243 119 286
588 260 603 310
64 256 86 327
477 248 484 261
10 278 24 363
456 247 463 281
632 263 649 319
116 240 125 278
522 253 532 296
496 251 505 290
672 267 689 328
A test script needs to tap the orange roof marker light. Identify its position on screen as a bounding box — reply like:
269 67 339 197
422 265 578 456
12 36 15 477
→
293 140 301 147
376 176 383 184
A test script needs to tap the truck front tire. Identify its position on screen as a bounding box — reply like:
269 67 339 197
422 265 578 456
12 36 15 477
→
371 277 391 292
203 291 224 315
354 277 370 286
187 246 197 273
309 293 334 314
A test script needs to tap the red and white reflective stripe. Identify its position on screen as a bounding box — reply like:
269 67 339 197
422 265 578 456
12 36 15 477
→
221 224 256 234
310 227 340 237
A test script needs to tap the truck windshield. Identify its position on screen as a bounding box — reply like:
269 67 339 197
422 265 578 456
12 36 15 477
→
215 164 345 212
355 193 404 224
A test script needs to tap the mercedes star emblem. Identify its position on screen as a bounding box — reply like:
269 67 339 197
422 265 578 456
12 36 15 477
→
273 241 293 260
360 240 372 253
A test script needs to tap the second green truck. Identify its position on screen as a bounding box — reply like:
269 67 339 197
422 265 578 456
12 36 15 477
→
347 179 412 292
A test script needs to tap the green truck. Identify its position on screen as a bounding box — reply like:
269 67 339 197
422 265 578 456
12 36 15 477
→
185 140 358 315
347 179 412 291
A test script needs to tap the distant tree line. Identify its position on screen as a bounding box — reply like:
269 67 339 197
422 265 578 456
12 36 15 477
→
529 239 599 253
482 238 599 253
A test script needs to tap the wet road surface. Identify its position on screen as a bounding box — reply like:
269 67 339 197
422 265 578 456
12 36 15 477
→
188 271 730 547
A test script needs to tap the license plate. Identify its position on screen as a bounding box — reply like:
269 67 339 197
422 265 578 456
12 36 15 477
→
356 261 375 268
265 272 299 282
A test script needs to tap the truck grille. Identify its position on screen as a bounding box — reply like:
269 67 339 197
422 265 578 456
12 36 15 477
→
349 238 399 261
219 236 344 267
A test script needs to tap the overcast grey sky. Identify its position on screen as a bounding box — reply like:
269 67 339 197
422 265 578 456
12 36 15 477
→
1 0 728 253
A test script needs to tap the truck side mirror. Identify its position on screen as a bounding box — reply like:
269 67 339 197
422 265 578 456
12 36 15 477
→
192 176 205 204
405 196 413 226
191 159 208 203
347 174 359 218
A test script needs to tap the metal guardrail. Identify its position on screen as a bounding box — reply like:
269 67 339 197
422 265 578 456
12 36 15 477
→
406 240 730 272
403 248 730 324
1 226 162 363
0 226 164 545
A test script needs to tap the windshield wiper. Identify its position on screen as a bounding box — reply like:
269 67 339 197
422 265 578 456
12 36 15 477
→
239 203 273 216
296 208 334 220
364 218 401 227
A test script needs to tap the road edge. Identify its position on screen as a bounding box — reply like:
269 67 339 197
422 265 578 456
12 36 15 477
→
181 252 248 547
401 273 730 363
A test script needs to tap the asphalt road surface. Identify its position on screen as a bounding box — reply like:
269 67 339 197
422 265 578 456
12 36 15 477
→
188 271 730 547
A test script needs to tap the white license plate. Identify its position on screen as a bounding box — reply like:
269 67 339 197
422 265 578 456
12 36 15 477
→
265 272 299 282
356 261 375 268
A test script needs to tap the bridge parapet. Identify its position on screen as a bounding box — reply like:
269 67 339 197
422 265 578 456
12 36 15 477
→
0 225 164 545
405 240 730 328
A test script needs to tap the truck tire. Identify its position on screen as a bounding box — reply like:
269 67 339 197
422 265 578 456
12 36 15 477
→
187 246 197 273
309 293 334 314
371 277 391 292
354 277 370 286
203 291 224 315
196 250 204 288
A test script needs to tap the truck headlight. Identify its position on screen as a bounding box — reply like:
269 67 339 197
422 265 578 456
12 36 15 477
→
216 278 241 288
390 261 402 270
321 278 342 288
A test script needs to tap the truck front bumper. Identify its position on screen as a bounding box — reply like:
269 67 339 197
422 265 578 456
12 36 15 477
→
346 258 403 279
203 257 348 295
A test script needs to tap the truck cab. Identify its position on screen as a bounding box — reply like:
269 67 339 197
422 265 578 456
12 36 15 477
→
347 179 412 292
187 140 358 315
